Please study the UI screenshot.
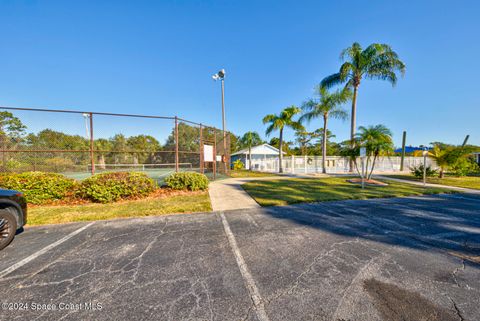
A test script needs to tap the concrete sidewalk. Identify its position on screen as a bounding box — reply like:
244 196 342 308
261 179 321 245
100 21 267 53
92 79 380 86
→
208 175 304 211
376 175 480 194
208 178 261 211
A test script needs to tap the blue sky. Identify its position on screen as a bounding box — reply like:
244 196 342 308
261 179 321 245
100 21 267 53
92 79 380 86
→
0 0 479 147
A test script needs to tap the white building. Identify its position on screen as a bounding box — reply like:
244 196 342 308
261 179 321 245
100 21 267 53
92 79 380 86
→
231 144 285 170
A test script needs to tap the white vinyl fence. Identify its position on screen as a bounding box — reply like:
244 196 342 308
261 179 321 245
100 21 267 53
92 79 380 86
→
249 156 436 174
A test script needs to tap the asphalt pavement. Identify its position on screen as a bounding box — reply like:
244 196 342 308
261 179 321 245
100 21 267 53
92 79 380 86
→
1 194 479 321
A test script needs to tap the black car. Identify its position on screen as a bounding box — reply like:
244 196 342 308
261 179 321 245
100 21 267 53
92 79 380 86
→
0 189 27 250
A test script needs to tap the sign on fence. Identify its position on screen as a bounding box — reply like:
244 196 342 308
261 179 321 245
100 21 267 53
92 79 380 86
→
204 145 214 162
360 147 367 158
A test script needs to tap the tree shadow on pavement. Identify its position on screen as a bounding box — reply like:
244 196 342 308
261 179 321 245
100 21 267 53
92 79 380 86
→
260 194 480 265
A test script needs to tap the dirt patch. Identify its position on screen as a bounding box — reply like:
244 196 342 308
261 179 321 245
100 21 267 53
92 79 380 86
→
347 178 389 186
363 279 458 321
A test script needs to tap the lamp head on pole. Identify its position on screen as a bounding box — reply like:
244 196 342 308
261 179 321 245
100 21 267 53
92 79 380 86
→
212 69 225 81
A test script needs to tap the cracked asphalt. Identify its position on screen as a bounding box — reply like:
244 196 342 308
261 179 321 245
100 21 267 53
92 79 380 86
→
1 193 479 321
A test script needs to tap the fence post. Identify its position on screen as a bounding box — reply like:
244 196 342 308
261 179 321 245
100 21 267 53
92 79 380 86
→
89 112 95 175
175 116 179 172
304 155 307 173
291 155 294 173
400 131 406 171
199 124 204 174
1 137 5 171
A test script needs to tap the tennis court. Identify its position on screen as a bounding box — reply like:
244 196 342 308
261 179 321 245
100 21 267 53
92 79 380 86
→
61 163 228 183
0 107 231 181
62 163 195 182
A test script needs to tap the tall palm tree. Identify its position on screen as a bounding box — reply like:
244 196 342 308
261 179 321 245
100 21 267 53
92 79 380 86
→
355 124 394 179
239 131 262 170
300 86 350 173
321 43 405 150
263 106 302 173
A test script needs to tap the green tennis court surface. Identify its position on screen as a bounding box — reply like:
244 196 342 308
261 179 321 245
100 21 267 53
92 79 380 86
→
62 163 192 182
63 168 177 181
62 166 229 183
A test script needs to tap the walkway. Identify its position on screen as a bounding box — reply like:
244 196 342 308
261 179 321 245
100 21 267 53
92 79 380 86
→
208 175 307 211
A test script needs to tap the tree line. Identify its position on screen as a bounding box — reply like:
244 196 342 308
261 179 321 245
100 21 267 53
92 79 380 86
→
0 112 231 172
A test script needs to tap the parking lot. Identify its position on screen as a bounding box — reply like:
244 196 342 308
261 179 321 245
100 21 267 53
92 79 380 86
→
1 194 479 321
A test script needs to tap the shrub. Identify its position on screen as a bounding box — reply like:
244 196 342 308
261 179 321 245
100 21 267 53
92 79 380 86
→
0 172 76 204
164 172 209 191
410 165 438 178
233 159 244 170
77 172 157 203
450 157 480 177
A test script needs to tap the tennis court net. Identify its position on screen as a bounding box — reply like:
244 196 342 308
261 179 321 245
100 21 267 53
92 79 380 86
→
87 163 194 172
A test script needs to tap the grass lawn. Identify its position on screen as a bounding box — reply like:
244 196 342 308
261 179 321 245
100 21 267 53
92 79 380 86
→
242 177 454 206
384 174 480 190
27 192 212 226
229 169 278 178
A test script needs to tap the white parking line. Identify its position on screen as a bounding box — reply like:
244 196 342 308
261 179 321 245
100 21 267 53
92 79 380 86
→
220 212 270 321
0 222 95 279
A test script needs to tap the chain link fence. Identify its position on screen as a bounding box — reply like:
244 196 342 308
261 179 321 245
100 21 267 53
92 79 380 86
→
0 107 230 182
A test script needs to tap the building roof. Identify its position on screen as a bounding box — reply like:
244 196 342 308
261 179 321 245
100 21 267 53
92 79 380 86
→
393 146 431 153
231 143 286 156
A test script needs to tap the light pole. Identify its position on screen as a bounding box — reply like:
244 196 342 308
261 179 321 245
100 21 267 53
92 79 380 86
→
360 147 366 189
82 113 90 139
422 148 428 187
212 69 227 173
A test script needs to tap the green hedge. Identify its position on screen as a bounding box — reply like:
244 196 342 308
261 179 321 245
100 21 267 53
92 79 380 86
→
0 172 76 204
77 172 157 203
164 172 209 191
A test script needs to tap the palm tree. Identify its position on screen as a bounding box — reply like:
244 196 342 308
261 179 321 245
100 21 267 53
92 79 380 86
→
414 144 469 178
263 106 302 173
239 131 262 170
321 43 405 151
300 86 350 173
355 124 394 179
425 145 450 178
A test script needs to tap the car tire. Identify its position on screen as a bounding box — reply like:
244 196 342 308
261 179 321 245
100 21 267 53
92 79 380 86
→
0 209 17 251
